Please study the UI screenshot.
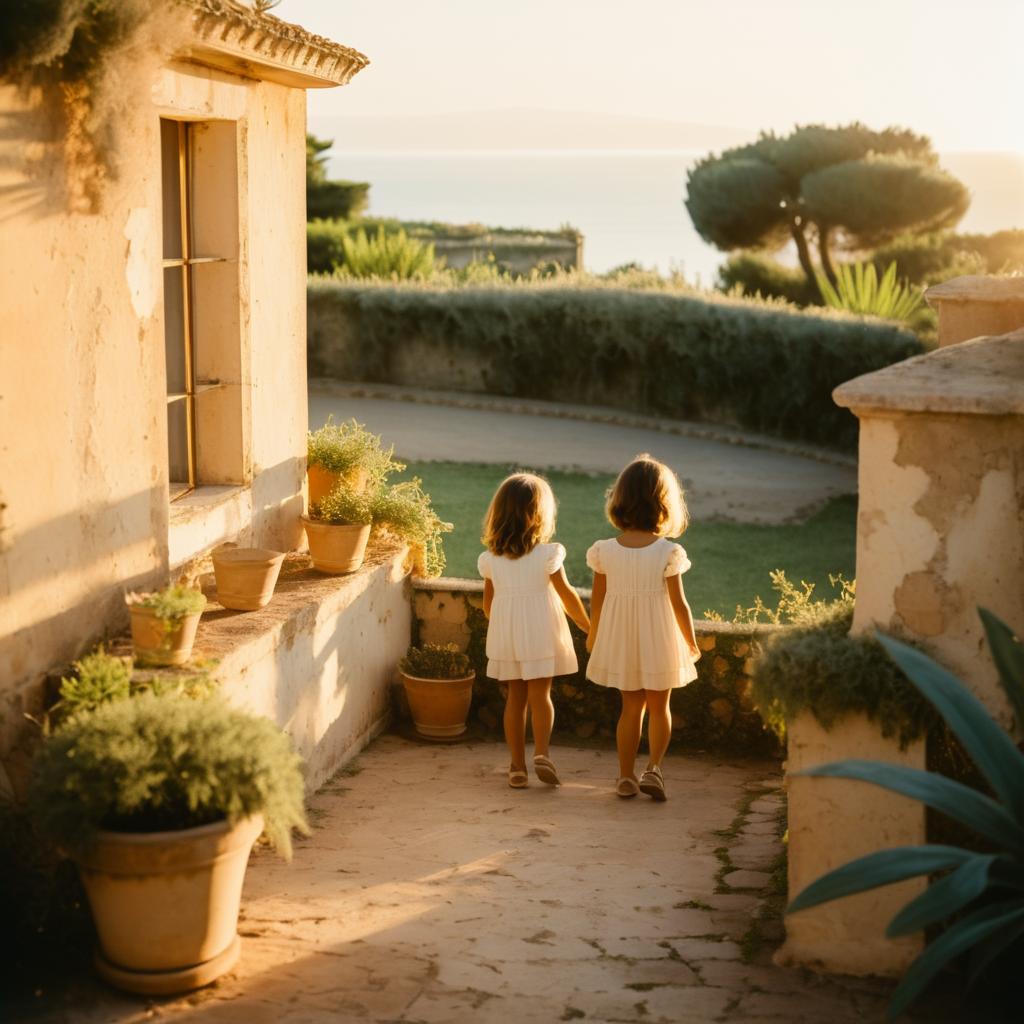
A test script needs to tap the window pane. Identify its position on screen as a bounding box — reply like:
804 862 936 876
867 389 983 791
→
167 398 190 490
160 119 182 261
163 267 187 395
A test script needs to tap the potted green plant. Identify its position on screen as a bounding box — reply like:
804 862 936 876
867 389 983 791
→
302 485 373 574
371 477 453 578
126 584 206 666
29 692 308 995
211 546 286 611
306 416 403 508
399 643 476 739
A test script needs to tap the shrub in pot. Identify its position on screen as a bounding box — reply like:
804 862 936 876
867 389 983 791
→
399 643 476 739
45 647 217 729
212 547 285 611
126 585 206 666
302 485 373 574
306 416 403 508
29 692 308 995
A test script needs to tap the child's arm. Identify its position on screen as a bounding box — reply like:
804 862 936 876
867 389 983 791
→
666 574 701 660
483 578 494 618
550 568 590 633
586 572 606 652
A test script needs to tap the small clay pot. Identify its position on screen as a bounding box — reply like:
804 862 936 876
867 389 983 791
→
307 465 369 509
301 517 371 574
212 548 285 611
129 605 201 667
400 671 476 739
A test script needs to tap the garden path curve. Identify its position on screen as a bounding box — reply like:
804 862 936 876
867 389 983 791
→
308 383 857 525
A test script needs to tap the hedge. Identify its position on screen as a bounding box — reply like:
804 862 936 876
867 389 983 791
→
307 279 923 450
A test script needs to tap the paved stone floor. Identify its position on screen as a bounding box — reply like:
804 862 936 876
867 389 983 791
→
308 384 857 525
27 735 947 1024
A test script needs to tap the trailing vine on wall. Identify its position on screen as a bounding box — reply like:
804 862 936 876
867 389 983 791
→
0 1 181 211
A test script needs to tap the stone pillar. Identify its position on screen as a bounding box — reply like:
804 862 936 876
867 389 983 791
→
925 276 1024 348
780 322 1024 977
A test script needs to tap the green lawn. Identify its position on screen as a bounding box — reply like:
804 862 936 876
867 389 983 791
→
398 461 856 617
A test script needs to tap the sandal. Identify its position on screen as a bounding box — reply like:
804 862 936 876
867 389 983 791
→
639 764 667 802
616 777 639 798
508 766 529 789
533 754 561 786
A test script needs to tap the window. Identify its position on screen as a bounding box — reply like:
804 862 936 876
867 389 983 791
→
159 118 243 500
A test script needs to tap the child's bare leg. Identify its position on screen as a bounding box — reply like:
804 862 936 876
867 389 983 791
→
504 680 528 770
617 690 647 780
526 677 554 757
645 689 672 767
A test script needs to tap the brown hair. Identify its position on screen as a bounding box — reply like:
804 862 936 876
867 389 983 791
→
606 454 688 537
482 473 557 558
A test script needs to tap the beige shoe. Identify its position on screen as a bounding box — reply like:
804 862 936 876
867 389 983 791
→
509 767 529 788
639 764 666 801
533 754 561 786
616 777 640 798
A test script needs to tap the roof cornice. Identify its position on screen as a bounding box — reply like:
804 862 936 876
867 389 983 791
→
181 0 369 89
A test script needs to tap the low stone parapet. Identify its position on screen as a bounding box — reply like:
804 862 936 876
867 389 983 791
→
407 577 782 757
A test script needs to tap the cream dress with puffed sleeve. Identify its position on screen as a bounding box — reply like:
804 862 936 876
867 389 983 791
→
585 537 698 691
477 542 579 680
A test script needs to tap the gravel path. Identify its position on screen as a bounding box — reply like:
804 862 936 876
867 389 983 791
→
309 384 857 525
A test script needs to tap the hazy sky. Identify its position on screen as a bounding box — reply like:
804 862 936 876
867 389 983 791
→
287 0 1022 152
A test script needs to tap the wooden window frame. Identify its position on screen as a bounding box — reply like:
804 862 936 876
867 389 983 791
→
162 120 228 501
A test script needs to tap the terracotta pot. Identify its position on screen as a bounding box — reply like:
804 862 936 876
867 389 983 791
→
307 464 369 509
401 671 476 739
76 815 263 995
129 605 201 666
212 547 285 611
301 517 371 574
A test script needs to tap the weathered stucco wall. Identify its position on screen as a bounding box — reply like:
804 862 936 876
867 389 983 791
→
778 312 1024 978
0 58 309 759
200 546 411 791
779 712 925 975
926 276 1024 349
406 579 782 757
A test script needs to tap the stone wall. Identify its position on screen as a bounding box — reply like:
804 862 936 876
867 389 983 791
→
406 579 782 757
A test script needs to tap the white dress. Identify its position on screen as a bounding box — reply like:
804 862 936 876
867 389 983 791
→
585 537 698 691
477 543 579 681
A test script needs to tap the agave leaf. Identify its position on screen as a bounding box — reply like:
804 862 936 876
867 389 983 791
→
885 854 995 937
787 845 976 914
967 909 1024 988
978 608 1024 733
888 901 1024 1019
878 634 1024 818
802 760 1024 853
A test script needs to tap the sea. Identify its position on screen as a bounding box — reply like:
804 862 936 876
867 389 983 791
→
326 149 1024 280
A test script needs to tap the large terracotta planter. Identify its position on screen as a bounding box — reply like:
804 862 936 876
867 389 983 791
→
302 517 371 574
401 671 476 739
76 816 263 995
212 548 285 611
128 605 201 666
307 464 368 509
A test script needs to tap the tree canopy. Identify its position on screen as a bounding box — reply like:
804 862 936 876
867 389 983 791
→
306 133 370 221
685 124 969 292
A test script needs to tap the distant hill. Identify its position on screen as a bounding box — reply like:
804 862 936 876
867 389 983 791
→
309 107 752 153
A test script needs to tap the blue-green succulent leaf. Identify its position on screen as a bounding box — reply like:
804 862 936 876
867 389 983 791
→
877 633 1024 818
978 608 1024 735
885 855 995 937
802 760 1024 853
787 845 976 914
888 902 1024 1018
